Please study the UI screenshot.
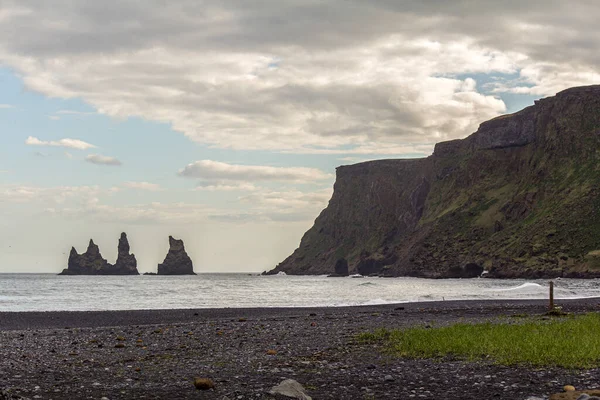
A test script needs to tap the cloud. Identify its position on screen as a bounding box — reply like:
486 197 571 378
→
0 183 332 224
122 181 162 191
1 2 599 154
85 154 122 166
179 160 332 183
193 181 257 192
240 188 332 210
0 104 13 109
25 136 96 150
55 109 95 116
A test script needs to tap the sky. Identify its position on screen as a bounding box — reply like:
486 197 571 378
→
1 1 599 273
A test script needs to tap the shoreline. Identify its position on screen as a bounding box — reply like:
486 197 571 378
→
2 298 600 399
2 297 600 331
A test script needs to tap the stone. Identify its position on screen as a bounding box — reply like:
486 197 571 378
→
193 378 215 390
157 236 196 275
59 233 139 275
0 389 30 400
269 379 312 400
550 389 600 400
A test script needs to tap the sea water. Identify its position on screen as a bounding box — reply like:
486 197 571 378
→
0 273 599 312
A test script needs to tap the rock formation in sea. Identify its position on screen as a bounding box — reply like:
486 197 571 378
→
157 236 196 275
59 233 139 275
112 232 139 274
268 85 600 279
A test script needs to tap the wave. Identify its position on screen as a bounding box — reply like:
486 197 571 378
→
488 282 545 292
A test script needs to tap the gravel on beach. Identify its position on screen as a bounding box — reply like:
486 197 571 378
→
1 298 600 400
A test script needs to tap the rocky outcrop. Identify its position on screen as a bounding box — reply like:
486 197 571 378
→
59 233 139 275
157 236 196 275
269 85 600 278
113 232 139 274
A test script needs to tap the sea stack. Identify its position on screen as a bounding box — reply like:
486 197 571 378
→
157 236 196 275
60 239 110 275
59 233 139 275
112 232 139 275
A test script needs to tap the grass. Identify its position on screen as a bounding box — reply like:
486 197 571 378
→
358 313 600 368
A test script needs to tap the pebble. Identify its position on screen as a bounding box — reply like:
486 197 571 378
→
384 375 395 382
194 377 215 390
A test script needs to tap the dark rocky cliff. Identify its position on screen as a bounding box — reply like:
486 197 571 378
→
157 236 196 275
60 233 139 275
268 85 600 278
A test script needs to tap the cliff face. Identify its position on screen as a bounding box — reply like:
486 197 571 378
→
270 85 600 278
157 236 196 275
59 233 139 275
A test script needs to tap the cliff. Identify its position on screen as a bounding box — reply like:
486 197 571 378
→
59 233 139 275
157 236 196 275
269 85 600 278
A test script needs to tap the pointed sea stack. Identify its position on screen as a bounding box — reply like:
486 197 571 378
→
112 232 139 274
59 239 110 275
157 236 196 275
59 233 139 275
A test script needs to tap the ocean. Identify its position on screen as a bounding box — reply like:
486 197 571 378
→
0 273 599 312
0 274 600 311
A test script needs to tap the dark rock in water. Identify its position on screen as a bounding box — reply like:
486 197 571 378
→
59 240 110 275
143 272 157 275
113 232 138 274
157 236 196 275
268 85 600 279
59 233 139 275
328 258 349 277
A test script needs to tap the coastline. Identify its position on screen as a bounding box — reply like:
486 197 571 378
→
2 297 600 331
2 298 600 399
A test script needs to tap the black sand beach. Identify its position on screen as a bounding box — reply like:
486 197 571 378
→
2 299 600 399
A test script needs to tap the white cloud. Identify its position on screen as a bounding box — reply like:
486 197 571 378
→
0 183 332 224
85 154 122 166
123 181 163 191
0 2 599 155
0 185 102 205
55 109 95 116
240 188 332 210
179 160 332 183
0 104 13 109
25 136 96 150
193 181 257 192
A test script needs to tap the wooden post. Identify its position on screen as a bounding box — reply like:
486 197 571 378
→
549 281 554 310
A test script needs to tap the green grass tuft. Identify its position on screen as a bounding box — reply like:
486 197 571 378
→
358 313 600 368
